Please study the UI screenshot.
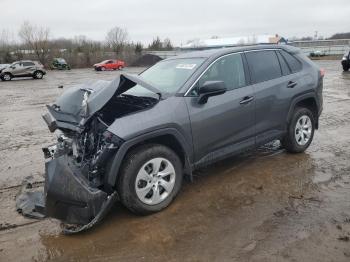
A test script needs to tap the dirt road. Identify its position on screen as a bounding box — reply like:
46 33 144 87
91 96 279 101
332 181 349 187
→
0 62 350 261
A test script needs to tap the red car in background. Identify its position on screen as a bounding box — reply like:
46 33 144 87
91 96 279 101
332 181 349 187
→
93 59 125 71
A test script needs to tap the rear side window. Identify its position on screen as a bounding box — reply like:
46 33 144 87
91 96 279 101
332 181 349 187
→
22 62 35 66
280 50 302 73
245 50 282 84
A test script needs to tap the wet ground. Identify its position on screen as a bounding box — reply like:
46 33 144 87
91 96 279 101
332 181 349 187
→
0 62 349 261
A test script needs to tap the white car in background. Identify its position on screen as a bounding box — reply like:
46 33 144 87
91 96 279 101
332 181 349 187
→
0 64 10 72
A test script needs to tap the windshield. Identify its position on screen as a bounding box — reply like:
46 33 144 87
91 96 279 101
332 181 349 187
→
57 58 66 63
138 58 205 94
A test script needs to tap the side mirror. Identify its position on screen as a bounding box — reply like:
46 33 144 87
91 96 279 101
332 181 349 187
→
198 81 227 104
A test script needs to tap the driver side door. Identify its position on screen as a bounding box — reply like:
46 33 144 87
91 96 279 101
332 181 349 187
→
185 53 256 166
12 62 25 76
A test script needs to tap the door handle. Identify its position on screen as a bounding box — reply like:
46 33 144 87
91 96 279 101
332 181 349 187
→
240 96 254 105
287 81 297 88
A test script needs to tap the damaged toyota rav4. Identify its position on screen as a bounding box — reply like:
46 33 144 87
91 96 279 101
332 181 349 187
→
27 45 324 233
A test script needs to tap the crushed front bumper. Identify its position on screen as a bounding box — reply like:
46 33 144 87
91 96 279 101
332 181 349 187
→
16 153 117 234
44 155 108 225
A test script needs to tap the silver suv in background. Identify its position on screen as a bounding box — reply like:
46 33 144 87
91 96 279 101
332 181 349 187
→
0 60 46 81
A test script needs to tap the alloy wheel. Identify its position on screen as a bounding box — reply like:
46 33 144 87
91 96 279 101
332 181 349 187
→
3 74 11 81
295 115 312 146
36 72 43 79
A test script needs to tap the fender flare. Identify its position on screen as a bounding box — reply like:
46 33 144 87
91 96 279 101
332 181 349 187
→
286 91 320 125
105 128 193 188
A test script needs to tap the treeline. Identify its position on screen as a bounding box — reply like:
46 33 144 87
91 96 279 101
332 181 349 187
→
0 22 174 68
328 32 350 40
290 32 350 41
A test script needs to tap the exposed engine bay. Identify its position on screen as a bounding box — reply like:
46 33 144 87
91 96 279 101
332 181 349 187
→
47 93 159 188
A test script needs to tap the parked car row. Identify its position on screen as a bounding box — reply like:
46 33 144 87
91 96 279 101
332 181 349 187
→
0 58 126 81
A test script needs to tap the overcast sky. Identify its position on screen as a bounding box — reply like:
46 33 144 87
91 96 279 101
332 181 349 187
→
0 0 349 46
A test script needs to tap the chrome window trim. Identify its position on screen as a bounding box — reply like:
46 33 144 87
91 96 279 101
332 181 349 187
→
184 48 281 96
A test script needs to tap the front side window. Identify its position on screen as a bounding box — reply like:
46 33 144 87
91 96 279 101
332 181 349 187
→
191 53 246 95
245 50 282 84
11 62 21 67
22 62 35 66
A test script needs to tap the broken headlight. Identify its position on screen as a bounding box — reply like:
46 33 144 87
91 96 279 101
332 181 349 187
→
102 130 124 146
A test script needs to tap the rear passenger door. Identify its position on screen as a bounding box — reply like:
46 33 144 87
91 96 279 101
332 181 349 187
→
245 49 302 145
22 61 36 75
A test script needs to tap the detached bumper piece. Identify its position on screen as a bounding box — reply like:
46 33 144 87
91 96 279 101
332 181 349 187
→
16 155 117 234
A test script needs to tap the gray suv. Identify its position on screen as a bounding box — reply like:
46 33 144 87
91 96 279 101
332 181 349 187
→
38 45 323 232
0 60 46 81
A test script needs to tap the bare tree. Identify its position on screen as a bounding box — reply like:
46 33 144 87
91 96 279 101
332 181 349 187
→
163 38 173 50
0 29 17 63
106 27 128 56
18 21 50 64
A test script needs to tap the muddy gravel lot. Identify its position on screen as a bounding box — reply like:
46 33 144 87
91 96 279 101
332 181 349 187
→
0 62 350 261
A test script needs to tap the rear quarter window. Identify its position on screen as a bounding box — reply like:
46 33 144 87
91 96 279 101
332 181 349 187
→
245 50 282 84
276 51 291 76
280 50 302 73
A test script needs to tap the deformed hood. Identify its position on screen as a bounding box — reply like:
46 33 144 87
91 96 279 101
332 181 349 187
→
46 73 161 127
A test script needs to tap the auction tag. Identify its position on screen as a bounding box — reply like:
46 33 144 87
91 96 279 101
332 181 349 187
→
176 64 197 70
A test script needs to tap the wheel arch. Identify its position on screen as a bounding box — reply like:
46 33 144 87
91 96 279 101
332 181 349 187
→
33 69 44 76
287 93 320 129
2 72 13 78
105 128 193 189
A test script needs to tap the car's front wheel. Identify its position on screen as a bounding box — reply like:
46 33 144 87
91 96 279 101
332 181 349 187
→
343 64 349 72
281 107 315 153
1 73 12 81
117 144 183 215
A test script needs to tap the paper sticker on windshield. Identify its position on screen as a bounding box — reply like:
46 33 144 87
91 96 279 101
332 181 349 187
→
176 64 197 70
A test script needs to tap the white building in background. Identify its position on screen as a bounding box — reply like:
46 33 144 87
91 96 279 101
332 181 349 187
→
181 34 287 50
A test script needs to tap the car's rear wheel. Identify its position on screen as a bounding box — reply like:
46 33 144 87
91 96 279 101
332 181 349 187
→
281 107 315 153
1 73 12 81
33 71 44 79
117 144 183 215
343 64 349 72
118 66 122 70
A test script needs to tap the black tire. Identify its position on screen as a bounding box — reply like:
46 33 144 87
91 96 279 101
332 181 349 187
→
1 73 12 81
281 107 315 153
117 144 183 215
33 71 44 79
343 65 349 72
